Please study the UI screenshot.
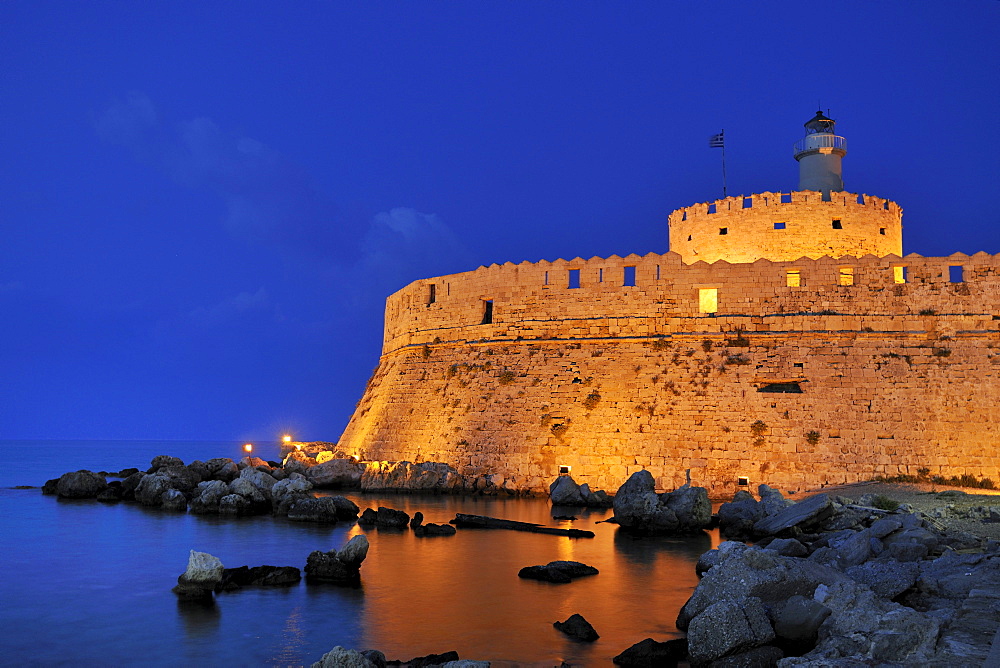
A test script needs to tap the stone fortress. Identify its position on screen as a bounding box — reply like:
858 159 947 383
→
337 111 1000 498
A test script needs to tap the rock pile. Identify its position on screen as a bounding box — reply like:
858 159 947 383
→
678 485 1000 665
548 475 612 507
611 470 711 534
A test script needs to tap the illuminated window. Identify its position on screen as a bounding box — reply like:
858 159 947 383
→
893 266 907 284
786 270 801 287
699 288 718 314
839 267 854 286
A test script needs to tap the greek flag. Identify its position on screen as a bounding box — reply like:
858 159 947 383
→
709 131 724 148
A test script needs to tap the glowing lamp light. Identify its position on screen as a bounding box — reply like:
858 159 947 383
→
282 435 292 443
243 443 253 453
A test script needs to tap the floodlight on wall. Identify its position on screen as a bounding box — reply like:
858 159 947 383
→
559 465 572 475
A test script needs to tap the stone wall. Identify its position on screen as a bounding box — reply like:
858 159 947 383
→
667 191 902 264
337 249 1000 498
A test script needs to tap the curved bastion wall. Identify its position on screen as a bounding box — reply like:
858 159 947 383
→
668 191 902 264
337 249 1000 498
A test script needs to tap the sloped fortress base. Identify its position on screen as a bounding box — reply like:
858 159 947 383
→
338 247 1000 497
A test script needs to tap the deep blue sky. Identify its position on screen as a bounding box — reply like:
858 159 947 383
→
3 2 998 441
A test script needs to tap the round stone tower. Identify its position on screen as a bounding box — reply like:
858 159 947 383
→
667 112 903 264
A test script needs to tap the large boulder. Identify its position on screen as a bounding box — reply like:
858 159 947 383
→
190 480 230 514
357 506 409 529
752 493 836 537
218 493 252 515
172 550 223 599
149 455 184 471
717 490 764 540
239 467 277 494
282 450 317 475
55 470 108 499
612 471 710 534
288 497 343 523
307 459 365 488
271 476 315 515
161 489 188 512
134 473 174 506
612 638 687 667
686 596 774 663
204 458 239 482
549 475 585 505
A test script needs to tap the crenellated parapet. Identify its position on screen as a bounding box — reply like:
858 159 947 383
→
667 191 902 264
383 249 1000 354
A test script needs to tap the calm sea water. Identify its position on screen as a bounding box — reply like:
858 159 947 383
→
0 440 718 667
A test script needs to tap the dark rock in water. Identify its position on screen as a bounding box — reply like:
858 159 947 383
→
612 471 710 534
115 467 140 478
329 495 360 519
312 646 382 668
717 491 763 540
120 472 144 500
358 506 410 529
518 560 598 583
42 478 59 495
549 475 613 507
450 513 595 537
305 535 370 583
204 458 238 482
149 455 185 471
186 460 211 482
413 522 456 537
190 480 230 514
269 476 313 516
246 565 301 586
287 497 342 523
216 566 252 591
553 613 599 641
409 511 423 529
56 470 108 499
218 493 252 515
387 651 460 667
134 473 172 506
612 637 687 666
96 481 122 502
160 489 188 512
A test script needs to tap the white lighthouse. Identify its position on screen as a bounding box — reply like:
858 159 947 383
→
793 110 847 195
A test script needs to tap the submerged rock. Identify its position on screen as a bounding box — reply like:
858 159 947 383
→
553 613 599 641
518 560 598 584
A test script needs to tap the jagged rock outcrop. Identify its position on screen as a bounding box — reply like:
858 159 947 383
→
305 535 370 583
612 470 711 534
548 475 612 507
361 461 464 493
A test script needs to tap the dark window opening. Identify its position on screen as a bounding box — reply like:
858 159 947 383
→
883 201 889 210
949 266 964 283
743 197 752 208
857 194 865 204
707 203 717 214
793 362 804 368
687 235 692 241
568 269 580 289
774 222 786 230
737 476 750 486
682 211 687 221
781 193 792 203
832 219 843 229
719 227 728 235
558 465 571 475
427 283 436 305
623 266 636 286
880 227 886 235
481 300 493 325
758 382 803 393
598 268 604 283
656 265 661 280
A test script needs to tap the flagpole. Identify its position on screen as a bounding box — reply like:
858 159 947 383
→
721 130 727 198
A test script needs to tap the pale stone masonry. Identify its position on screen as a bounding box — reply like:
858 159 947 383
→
337 244 1000 498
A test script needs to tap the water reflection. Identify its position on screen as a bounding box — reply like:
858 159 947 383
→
177 597 221 638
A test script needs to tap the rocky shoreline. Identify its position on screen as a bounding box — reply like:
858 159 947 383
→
34 455 1000 666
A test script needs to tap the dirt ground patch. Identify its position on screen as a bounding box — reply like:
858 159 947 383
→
798 480 1000 540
